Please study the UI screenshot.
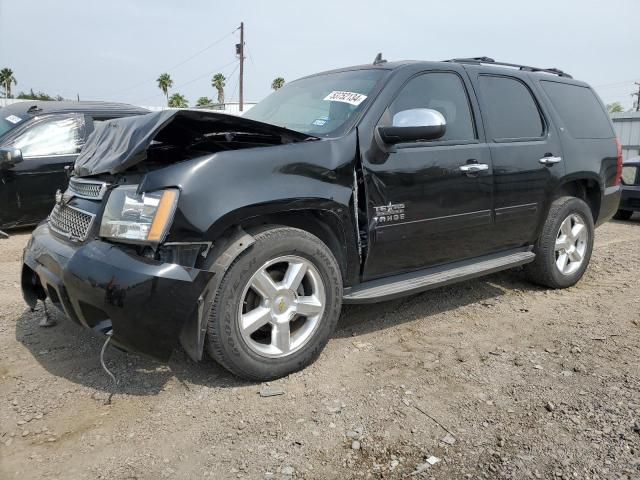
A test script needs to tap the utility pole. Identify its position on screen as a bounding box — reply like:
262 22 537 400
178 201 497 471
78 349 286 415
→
238 22 245 112
634 82 640 112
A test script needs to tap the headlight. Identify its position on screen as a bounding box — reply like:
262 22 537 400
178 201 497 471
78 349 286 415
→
99 186 179 244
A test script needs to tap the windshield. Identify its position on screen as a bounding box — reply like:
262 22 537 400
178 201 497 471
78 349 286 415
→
0 113 26 140
244 69 387 136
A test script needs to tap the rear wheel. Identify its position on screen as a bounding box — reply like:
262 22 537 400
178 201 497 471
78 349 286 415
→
206 226 342 380
525 196 594 289
613 209 633 221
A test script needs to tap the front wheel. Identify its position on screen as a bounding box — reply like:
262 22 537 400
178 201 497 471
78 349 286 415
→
206 226 342 380
525 196 594 289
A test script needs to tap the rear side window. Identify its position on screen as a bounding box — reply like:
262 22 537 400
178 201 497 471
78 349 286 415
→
478 75 544 141
540 81 614 139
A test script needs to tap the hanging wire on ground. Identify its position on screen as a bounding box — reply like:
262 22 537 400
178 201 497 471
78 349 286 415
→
100 333 118 386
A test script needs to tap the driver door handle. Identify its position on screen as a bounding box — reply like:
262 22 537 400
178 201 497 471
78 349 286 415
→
459 163 489 174
539 155 562 165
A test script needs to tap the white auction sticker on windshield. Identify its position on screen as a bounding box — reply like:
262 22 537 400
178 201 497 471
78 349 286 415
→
323 91 367 106
5 115 21 124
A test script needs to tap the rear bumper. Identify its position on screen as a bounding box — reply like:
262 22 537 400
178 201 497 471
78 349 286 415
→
619 186 640 212
596 185 622 226
22 224 213 360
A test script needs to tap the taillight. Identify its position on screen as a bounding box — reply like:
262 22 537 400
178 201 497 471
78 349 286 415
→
615 138 623 186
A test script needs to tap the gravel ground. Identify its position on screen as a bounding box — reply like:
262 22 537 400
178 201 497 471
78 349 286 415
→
1 218 639 479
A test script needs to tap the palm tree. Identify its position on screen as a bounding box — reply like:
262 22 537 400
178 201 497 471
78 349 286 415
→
168 93 188 108
196 96 213 107
606 102 624 114
157 73 173 105
211 73 225 105
0 68 17 99
271 77 285 91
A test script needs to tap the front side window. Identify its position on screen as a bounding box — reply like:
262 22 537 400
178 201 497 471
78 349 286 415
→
244 69 387 137
385 72 476 142
11 115 84 157
478 75 544 141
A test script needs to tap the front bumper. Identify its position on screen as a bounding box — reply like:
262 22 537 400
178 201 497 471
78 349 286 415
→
22 224 213 361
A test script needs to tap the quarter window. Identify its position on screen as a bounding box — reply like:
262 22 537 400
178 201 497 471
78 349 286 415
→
12 115 83 157
387 72 476 142
478 75 544 140
540 81 614 139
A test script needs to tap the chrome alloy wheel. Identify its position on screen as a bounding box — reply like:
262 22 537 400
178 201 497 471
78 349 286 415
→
554 213 588 275
238 255 326 358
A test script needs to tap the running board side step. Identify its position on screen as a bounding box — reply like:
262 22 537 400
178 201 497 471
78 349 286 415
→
343 248 535 304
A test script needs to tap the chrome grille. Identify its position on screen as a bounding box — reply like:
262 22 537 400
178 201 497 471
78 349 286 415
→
68 178 107 200
49 204 95 241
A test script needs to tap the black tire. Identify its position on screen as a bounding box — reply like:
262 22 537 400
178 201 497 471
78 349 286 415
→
206 226 342 381
613 209 633 221
525 196 594 289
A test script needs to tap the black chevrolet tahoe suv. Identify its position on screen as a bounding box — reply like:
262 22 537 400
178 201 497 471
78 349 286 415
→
21 57 622 380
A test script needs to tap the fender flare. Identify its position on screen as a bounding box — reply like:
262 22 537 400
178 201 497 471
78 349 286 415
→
178 227 255 362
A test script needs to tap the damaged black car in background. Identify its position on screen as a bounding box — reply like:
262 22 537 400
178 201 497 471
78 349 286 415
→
22 58 621 380
0 101 148 233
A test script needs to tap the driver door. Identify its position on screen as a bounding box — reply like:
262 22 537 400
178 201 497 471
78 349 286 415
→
1 114 85 227
362 70 494 279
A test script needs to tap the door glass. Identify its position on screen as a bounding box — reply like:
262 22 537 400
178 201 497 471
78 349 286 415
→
386 72 476 142
478 76 544 140
11 115 83 157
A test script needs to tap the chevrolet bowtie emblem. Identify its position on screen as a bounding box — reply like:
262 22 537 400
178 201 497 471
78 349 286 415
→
278 298 286 313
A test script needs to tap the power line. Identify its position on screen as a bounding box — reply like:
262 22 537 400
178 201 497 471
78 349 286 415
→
133 58 238 105
227 64 240 102
102 29 238 99
163 30 237 74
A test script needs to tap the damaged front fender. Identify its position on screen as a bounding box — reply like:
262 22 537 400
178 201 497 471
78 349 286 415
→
178 228 255 361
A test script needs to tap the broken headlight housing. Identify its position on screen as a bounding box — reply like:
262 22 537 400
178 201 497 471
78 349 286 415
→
99 186 179 244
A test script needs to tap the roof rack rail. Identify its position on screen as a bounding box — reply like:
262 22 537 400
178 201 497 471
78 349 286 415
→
445 57 572 78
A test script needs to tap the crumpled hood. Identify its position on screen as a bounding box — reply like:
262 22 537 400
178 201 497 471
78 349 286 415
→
74 109 315 177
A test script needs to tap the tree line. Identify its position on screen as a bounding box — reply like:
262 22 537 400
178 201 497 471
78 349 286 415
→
157 72 285 108
0 67 286 108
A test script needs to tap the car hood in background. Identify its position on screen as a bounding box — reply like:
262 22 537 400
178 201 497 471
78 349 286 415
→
73 109 316 177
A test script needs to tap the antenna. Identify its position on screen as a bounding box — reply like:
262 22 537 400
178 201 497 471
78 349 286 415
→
373 53 387 66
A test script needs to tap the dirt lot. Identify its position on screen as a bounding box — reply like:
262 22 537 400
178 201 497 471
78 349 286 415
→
1 219 639 480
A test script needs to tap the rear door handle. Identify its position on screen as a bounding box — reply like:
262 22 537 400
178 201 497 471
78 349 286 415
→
539 156 562 165
459 163 489 174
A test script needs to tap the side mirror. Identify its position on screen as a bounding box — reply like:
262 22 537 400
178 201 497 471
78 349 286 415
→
0 147 23 169
378 108 446 144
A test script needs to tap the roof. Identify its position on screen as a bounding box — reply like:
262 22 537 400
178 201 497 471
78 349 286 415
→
611 111 640 121
300 57 580 84
0 100 148 117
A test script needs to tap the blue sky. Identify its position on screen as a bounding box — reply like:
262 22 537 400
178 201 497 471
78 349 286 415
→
1 0 637 109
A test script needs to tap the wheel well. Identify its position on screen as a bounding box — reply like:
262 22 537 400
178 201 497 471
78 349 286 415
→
218 210 351 284
555 179 601 223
